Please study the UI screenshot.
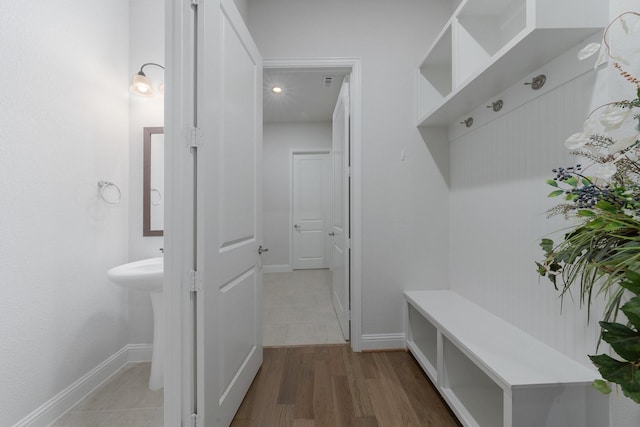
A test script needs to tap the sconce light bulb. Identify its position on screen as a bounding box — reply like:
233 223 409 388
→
271 86 283 94
130 72 154 96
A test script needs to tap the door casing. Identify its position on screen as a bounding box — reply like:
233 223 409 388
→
264 58 362 353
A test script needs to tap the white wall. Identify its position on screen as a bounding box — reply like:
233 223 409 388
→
448 0 640 424
0 1 131 425
248 0 453 338
263 122 332 269
233 0 249 23
449 72 602 361
128 0 165 345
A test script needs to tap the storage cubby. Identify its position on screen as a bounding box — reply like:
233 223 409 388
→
404 290 609 427
418 25 453 118
407 304 438 380
454 0 526 85
416 0 607 127
442 337 503 427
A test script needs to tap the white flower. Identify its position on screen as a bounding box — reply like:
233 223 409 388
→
593 163 617 181
565 133 590 150
610 134 640 153
621 17 630 34
578 43 602 60
599 106 632 131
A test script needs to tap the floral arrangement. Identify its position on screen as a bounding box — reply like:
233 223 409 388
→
536 12 640 402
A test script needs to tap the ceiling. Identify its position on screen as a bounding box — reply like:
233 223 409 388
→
263 69 348 123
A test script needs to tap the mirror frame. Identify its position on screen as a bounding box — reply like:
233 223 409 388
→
143 126 164 237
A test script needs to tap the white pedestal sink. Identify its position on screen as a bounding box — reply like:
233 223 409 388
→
107 257 164 390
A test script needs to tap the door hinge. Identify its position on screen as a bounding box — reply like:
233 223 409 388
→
187 127 203 148
190 413 201 427
345 238 351 250
346 166 351 178
184 270 202 293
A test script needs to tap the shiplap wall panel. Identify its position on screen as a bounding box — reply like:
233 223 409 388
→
449 72 605 366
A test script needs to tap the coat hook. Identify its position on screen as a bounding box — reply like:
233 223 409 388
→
486 99 504 112
524 74 546 90
460 117 473 128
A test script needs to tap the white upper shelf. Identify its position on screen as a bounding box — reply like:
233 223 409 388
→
417 0 606 128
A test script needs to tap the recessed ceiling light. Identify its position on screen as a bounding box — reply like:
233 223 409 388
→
271 86 283 94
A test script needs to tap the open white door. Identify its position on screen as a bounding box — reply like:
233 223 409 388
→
197 0 263 425
331 80 350 341
292 153 331 270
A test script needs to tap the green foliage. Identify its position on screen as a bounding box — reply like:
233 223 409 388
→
539 11 640 402
537 84 640 399
589 353 640 403
592 379 612 394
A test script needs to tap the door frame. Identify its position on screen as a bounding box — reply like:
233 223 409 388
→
289 149 332 271
164 0 196 426
265 58 362 352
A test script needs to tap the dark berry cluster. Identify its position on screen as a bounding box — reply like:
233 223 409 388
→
569 184 612 209
552 165 582 182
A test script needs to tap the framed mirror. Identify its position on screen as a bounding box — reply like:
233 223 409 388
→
143 127 164 236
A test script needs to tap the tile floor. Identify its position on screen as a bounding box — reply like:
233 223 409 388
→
50 363 163 427
51 269 343 426
263 269 347 346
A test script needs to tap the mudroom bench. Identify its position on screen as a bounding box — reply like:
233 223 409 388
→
404 290 609 427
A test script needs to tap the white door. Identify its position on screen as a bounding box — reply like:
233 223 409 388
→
292 153 331 269
331 81 350 341
198 0 263 425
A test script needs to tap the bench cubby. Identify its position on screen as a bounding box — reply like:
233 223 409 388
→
405 290 609 427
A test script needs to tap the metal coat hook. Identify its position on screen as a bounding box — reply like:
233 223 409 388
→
460 117 474 128
486 99 504 112
524 74 546 90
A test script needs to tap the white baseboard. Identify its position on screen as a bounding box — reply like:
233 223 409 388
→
126 344 153 363
263 264 292 273
360 333 406 351
13 344 153 427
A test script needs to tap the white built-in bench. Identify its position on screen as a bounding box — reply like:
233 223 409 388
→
404 290 609 427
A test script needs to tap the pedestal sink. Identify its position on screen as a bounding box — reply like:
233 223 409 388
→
107 257 164 390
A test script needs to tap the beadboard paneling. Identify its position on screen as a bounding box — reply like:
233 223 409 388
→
449 72 605 366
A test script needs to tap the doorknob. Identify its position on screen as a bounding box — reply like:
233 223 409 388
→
258 245 269 255
294 224 300 231
328 232 335 236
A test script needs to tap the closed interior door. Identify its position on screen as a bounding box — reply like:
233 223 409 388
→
331 80 350 340
292 153 331 269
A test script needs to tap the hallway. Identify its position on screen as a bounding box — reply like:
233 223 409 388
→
263 270 346 346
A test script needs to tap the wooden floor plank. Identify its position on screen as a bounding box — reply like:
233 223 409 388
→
341 347 376 418
331 375 357 426
278 348 301 404
312 359 336 427
233 345 460 427
386 352 460 426
294 350 315 420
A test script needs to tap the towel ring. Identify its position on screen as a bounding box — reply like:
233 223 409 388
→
98 180 121 206
150 188 162 206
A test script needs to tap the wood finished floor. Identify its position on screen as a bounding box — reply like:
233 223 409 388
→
231 345 461 427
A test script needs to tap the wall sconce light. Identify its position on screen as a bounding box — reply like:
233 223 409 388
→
130 63 165 96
